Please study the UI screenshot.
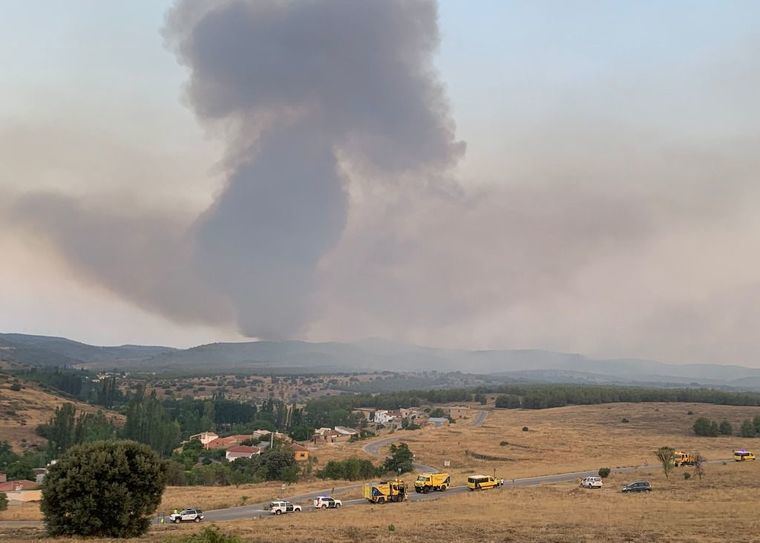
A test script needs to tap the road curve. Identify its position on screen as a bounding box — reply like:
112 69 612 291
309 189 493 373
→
361 436 438 473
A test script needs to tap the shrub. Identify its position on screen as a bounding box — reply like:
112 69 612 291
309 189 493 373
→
621 418 629 423
683 472 691 480
693 417 719 437
41 440 166 537
9 383 21 392
522 426 529 432
388 524 396 532
499 441 509 447
687 410 694 415
319 458 377 480
598 467 611 478
718 420 733 435
0 492 7 511
739 420 756 438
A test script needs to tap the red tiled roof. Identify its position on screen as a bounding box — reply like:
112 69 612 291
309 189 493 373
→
226 445 259 454
206 435 251 449
292 443 309 451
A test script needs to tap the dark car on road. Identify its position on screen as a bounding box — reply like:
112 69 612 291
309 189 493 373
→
622 481 651 493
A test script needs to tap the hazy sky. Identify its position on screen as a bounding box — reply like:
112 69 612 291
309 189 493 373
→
2 1 760 366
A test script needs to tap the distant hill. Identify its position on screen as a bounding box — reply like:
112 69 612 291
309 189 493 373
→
3 332 760 389
0 333 175 368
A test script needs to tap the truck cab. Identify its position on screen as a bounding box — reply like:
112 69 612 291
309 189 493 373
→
362 479 408 503
414 472 451 493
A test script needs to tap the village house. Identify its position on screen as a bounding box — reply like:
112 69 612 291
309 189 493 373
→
189 432 219 447
292 443 310 462
334 426 359 440
373 410 396 425
427 417 449 427
447 406 470 419
0 479 39 492
205 434 253 450
312 427 340 443
225 445 261 462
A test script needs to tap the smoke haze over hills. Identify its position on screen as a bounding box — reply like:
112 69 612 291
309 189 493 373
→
2 2 760 366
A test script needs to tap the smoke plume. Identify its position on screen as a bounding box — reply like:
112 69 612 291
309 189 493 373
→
7 0 463 339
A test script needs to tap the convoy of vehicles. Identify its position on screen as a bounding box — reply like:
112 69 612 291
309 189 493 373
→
734 449 755 461
673 451 696 467
314 496 342 509
269 500 302 514
580 476 603 489
467 475 504 491
169 447 755 523
169 509 204 523
414 472 451 493
363 479 409 503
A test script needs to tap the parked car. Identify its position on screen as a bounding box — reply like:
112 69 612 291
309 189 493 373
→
622 481 651 493
313 496 342 509
269 500 302 515
169 509 204 523
580 476 603 489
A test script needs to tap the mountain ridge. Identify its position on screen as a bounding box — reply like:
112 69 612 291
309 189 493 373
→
2 332 760 388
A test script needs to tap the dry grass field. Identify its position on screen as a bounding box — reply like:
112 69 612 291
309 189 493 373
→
3 462 760 542
345 402 760 481
0 378 123 451
4 401 760 541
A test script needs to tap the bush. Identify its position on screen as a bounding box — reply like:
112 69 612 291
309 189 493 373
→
693 417 719 437
621 418 629 423
683 472 691 480
740 419 757 438
598 467 611 478
0 492 7 511
318 457 377 481
499 441 508 446
687 410 694 415
522 426 529 432
9 383 21 392
41 440 167 537
718 420 733 435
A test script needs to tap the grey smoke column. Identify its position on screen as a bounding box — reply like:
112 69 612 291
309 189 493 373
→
164 0 463 337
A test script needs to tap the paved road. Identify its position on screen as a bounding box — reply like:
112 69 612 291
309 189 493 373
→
472 410 489 427
361 436 438 473
1 460 732 528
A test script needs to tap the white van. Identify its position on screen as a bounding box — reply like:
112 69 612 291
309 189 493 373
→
580 476 603 489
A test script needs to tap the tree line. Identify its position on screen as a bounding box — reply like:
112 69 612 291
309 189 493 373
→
693 416 760 438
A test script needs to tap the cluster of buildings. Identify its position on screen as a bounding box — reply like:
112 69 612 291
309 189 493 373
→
188 430 310 462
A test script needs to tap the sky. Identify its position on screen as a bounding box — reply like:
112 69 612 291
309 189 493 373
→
1 1 760 366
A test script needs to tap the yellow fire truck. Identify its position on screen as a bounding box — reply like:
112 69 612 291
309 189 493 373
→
362 479 408 503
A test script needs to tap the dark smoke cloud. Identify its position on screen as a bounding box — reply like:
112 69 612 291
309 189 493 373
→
5 0 463 339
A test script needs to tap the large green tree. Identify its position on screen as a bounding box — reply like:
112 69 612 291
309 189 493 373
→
382 443 414 475
41 440 166 538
